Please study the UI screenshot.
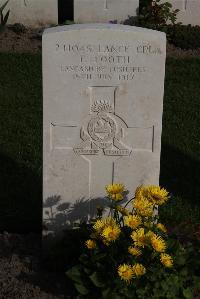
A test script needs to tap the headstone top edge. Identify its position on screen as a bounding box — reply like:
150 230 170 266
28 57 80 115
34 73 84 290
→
43 24 166 39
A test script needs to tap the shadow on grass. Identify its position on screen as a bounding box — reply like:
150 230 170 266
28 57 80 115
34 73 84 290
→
160 142 200 206
0 151 42 233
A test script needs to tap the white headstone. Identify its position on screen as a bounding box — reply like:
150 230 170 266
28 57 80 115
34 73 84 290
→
6 0 58 28
43 24 166 232
74 0 139 23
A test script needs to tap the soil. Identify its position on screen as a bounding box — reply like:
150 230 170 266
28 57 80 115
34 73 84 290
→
0 232 74 299
1 25 200 57
167 43 200 58
0 26 42 54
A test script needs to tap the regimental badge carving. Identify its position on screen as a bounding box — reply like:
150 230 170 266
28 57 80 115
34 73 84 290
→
74 87 132 156
88 101 117 149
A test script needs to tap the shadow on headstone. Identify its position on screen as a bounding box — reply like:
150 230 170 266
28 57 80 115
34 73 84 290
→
42 195 113 279
42 191 130 271
43 189 130 235
43 195 110 234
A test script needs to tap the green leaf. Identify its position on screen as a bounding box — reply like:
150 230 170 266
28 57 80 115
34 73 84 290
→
74 283 89 295
180 268 188 277
89 272 106 288
92 252 107 262
83 267 91 275
161 280 169 291
79 253 89 263
66 266 83 283
193 276 200 289
109 294 122 299
102 288 112 298
176 255 186 266
183 288 193 299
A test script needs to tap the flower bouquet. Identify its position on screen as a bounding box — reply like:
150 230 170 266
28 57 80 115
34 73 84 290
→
67 184 175 298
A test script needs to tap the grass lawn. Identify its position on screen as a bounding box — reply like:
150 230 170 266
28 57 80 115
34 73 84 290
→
160 58 200 225
0 53 199 232
0 54 42 232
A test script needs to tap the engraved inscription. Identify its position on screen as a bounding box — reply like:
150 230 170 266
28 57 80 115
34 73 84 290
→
137 44 162 55
74 149 100 155
56 44 130 53
61 65 146 81
104 149 130 156
55 41 163 82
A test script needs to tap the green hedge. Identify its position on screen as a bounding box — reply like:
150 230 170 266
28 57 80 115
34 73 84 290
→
168 25 200 50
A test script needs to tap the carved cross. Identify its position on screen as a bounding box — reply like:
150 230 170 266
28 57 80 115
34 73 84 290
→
104 0 108 9
183 0 188 10
51 86 154 198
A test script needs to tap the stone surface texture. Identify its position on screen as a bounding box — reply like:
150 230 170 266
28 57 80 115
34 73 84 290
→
74 0 139 23
43 24 166 232
5 0 58 27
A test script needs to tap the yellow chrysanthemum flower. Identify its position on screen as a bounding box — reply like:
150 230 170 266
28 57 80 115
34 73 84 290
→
132 263 146 276
131 228 148 247
106 183 124 201
93 217 116 233
116 205 129 216
124 214 141 229
135 185 169 206
106 183 125 195
93 219 105 233
111 193 123 201
128 246 142 256
101 225 121 242
151 234 166 252
118 264 134 282
157 223 167 233
135 185 145 198
160 253 173 268
85 239 96 249
145 185 169 205
133 197 154 217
